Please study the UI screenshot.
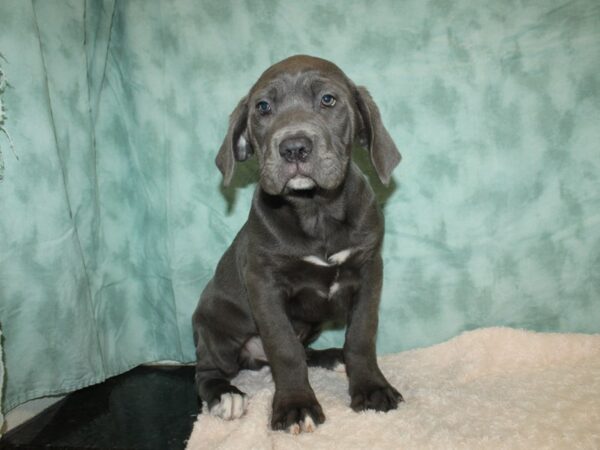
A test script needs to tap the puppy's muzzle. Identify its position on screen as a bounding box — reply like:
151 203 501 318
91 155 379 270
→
279 136 313 163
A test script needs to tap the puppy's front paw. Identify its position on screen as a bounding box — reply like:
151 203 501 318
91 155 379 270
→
271 391 325 433
350 383 403 412
209 391 248 420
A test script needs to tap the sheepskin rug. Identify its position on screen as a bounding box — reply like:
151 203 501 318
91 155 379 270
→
186 327 600 449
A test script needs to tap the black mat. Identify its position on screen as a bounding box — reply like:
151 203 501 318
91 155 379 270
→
0 366 199 450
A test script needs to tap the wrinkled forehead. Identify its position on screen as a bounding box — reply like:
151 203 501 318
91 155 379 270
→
249 60 352 101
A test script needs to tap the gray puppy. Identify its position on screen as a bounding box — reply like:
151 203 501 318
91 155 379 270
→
193 55 402 434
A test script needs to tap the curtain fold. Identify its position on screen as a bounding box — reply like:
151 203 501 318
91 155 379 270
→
1 0 599 414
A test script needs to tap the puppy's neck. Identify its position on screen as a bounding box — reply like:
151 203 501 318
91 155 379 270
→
257 164 369 240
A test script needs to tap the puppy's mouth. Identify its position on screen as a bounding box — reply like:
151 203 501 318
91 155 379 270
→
281 162 318 194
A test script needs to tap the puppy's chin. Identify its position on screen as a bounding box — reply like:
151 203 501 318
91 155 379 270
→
260 171 343 197
286 176 316 191
281 176 318 197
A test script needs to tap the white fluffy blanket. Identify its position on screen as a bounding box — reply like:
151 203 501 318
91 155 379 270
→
186 327 600 449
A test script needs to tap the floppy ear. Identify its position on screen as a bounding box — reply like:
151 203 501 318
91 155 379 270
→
354 86 401 185
215 96 253 186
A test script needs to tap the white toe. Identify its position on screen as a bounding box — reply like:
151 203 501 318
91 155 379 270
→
231 392 245 419
209 393 247 420
301 414 316 433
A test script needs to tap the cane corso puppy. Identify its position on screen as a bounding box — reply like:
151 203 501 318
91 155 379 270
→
192 54 402 433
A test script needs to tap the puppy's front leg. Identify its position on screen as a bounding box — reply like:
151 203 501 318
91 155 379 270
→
344 255 404 412
246 270 325 433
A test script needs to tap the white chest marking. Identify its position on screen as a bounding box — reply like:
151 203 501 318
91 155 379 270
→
301 248 353 301
302 255 331 267
302 248 354 267
328 248 352 265
328 282 340 297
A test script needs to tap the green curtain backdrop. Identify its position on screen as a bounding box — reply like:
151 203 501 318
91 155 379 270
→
1 0 599 414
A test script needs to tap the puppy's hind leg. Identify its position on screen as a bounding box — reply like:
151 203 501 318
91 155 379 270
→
194 331 248 420
294 321 344 370
306 347 344 370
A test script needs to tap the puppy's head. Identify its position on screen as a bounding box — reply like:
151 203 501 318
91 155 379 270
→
216 55 401 195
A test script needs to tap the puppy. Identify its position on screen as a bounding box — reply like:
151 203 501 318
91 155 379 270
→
193 55 402 433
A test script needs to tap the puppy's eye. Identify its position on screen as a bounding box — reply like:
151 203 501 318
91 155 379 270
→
256 101 271 114
321 94 336 107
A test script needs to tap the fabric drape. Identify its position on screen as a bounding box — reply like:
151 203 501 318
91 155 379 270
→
1 0 599 414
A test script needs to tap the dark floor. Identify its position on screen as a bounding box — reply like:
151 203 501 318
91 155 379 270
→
0 366 199 450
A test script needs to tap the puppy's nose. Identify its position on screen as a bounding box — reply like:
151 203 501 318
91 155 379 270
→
278 136 313 163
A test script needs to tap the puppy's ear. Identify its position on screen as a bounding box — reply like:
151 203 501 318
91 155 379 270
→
354 86 401 185
215 96 253 186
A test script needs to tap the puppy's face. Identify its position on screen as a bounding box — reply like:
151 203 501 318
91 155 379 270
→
216 55 401 195
247 60 357 195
